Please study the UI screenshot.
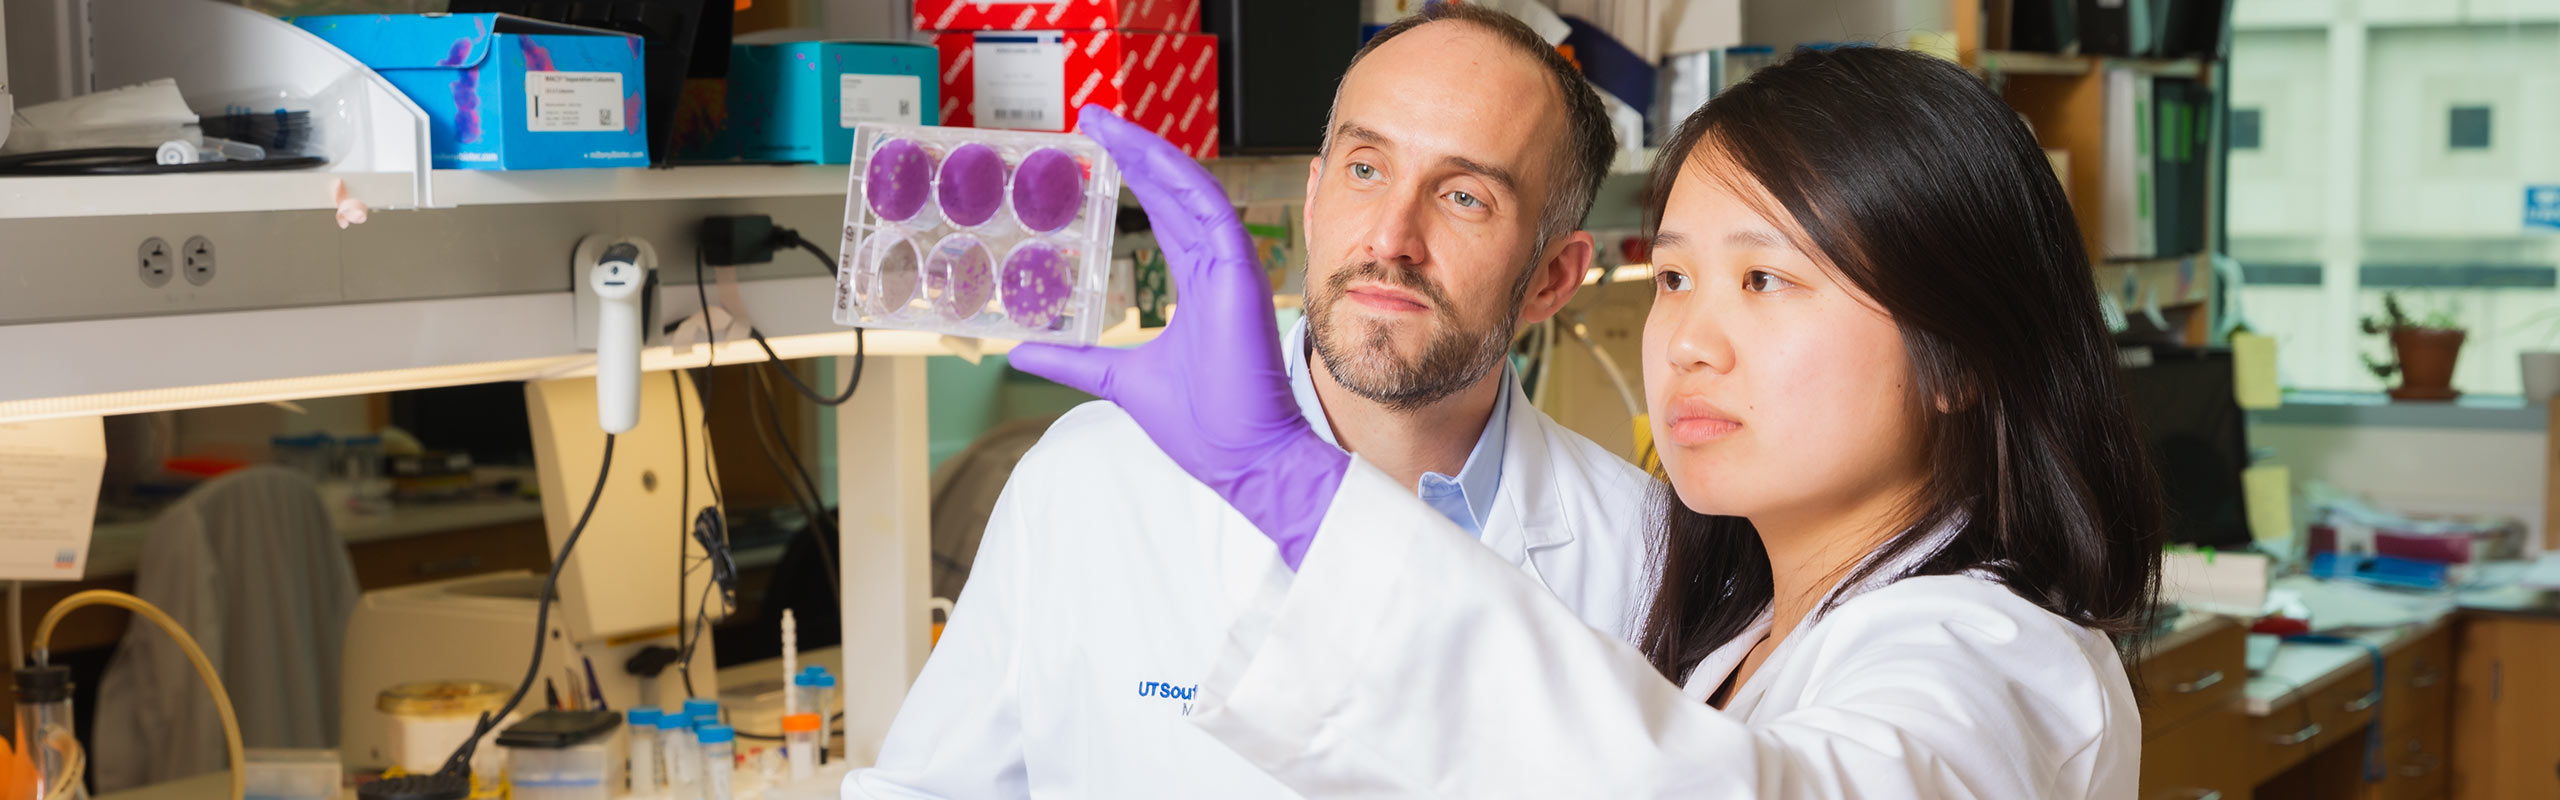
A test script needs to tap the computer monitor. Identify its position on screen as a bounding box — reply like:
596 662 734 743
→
2118 346 2255 549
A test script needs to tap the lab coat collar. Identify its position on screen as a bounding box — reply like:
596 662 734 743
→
1280 319 1545 557
1675 517 1966 709
1481 378 1572 560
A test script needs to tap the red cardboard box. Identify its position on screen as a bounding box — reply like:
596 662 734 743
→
915 0 1200 33
933 31 1220 159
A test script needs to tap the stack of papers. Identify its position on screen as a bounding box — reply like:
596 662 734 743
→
2519 553 2560 590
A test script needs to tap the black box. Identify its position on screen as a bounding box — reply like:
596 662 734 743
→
1202 0 1364 155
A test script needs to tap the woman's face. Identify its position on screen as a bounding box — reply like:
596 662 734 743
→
1643 156 1929 528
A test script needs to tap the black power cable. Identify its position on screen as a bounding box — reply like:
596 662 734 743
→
440 433 617 778
672 369 699 698
747 364 845 599
746 228 865 407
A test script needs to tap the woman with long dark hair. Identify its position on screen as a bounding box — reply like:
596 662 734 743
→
1014 44 2164 797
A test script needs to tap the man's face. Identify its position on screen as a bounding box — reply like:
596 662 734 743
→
1302 22 1569 412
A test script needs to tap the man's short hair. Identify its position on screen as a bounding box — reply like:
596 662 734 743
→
1324 4 1618 255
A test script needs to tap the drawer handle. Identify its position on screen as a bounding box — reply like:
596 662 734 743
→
2340 690 2381 713
2270 722 2322 746
2170 670 2225 694
2410 671 2443 689
2400 753 2442 777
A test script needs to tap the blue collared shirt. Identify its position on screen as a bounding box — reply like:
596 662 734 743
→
1284 319 1510 537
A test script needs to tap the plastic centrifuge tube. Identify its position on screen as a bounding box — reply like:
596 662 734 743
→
627 706 663 795
660 711 701 800
782 712 822 780
698 724 738 800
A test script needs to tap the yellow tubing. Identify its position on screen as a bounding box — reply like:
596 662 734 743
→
32 589 244 800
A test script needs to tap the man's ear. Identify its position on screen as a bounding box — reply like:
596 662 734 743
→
1516 230 1597 328
1303 155 1323 215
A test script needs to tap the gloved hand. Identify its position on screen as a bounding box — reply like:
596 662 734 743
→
1009 106 1347 570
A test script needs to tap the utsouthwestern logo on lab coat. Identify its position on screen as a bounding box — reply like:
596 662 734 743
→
1138 681 1198 715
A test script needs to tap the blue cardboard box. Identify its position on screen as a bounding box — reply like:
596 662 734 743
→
295 13 650 170
729 41 938 164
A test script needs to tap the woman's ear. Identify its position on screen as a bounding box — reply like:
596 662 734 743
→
1928 368 1983 415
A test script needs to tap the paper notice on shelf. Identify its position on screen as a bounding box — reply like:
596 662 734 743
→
841 74 923 127
973 34 1067 131
0 417 105 580
525 71 626 132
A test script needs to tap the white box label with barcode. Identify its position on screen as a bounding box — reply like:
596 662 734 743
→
841 74 924 127
973 38 1067 131
526 71 624 132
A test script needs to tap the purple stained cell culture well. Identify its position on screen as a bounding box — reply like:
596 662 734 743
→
936 143 1007 227
1011 148 1086 232
927 236 995 322
867 237 921 317
865 139 933 221
1002 244 1074 329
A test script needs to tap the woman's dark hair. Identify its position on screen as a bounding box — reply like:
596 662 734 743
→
1634 46 2166 685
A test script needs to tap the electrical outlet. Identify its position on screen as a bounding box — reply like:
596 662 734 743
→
182 235 216 286
137 238 174 287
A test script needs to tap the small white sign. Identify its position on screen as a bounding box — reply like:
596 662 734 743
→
974 36 1068 131
0 417 104 580
526 71 626 133
842 74 924 127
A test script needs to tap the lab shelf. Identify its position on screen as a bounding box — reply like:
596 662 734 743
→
2097 253 2214 310
425 164 849 208
0 164 850 221
0 273 1161 423
0 170 411 220
0 1 851 222
1979 51 2207 78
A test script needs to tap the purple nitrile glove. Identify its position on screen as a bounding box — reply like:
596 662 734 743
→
1008 106 1347 570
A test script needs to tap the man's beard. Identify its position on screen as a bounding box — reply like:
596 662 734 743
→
1305 259 1524 413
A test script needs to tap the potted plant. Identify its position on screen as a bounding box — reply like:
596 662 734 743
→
2362 293 2465 401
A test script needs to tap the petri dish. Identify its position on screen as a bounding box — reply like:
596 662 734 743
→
935 143 1008 228
1010 147 1087 233
864 138 936 222
853 231 925 319
924 233 996 322
1001 241 1077 331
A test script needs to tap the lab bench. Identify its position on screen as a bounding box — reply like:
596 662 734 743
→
16 495 552 656
90 645 849 800
2137 569 2560 800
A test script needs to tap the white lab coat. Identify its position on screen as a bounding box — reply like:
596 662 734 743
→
1189 458 2141 798
850 386 1653 798
95 466 361 792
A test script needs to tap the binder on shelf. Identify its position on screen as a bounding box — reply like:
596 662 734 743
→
2009 0 2076 54
2101 67 2156 259
2077 0 2134 57
2150 78 2191 258
2101 72 2214 262
2159 0 2234 60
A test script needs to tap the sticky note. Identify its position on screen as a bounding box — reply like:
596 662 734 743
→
2232 331 2280 409
2244 464 2293 545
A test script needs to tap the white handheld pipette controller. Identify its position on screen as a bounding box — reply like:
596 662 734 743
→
590 242 648 433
